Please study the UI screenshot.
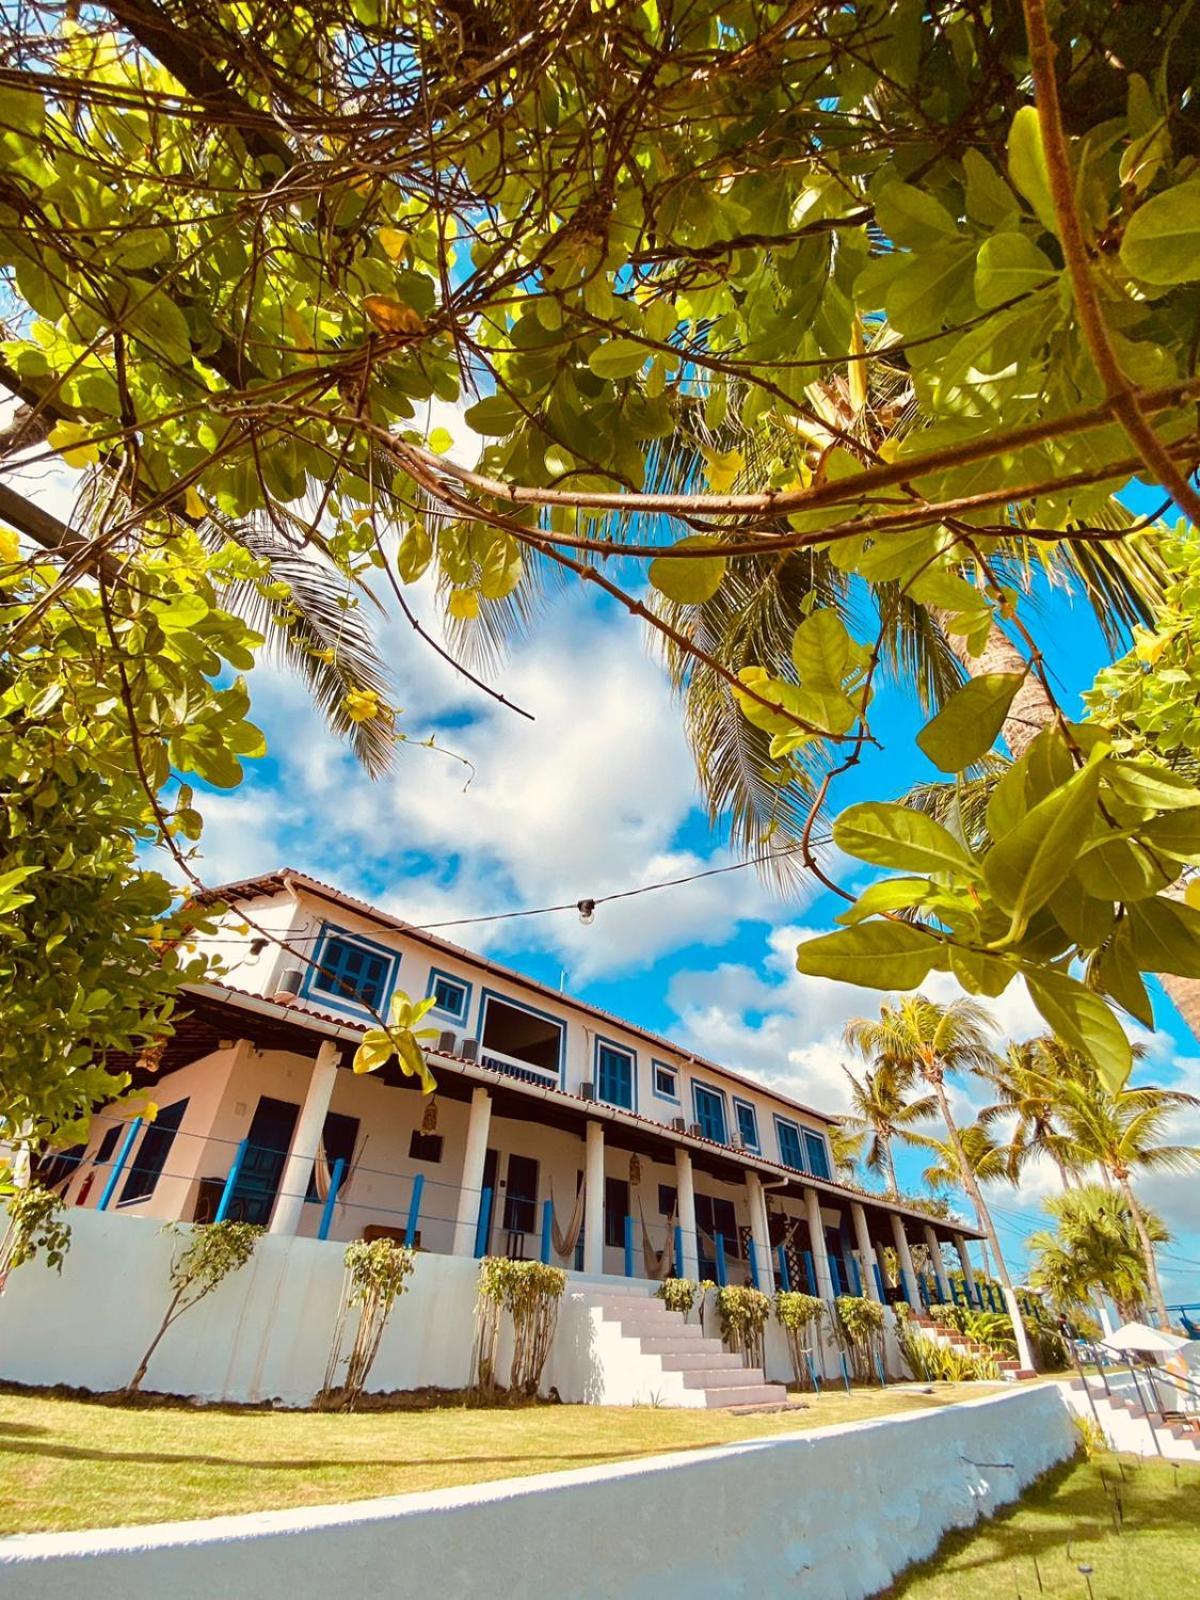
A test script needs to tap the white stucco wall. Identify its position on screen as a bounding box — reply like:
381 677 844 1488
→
0 1386 1077 1600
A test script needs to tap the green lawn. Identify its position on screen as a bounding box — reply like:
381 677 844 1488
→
0 1380 986 1535
889 1454 1200 1598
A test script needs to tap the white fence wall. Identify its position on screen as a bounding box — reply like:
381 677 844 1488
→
0 1386 1078 1600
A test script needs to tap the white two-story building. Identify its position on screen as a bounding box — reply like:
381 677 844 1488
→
49 868 982 1315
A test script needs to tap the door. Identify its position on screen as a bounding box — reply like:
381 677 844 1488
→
479 1147 499 1254
230 1097 300 1226
604 1176 629 1251
502 1154 539 1243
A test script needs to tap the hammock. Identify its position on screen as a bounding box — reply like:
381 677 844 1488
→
551 1180 586 1259
638 1193 675 1280
311 1132 363 1204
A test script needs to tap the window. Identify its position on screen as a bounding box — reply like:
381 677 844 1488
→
652 1061 678 1100
428 968 471 1024
804 1130 832 1181
119 1100 189 1204
307 928 395 1013
695 1192 741 1258
34 1143 85 1190
93 1125 121 1166
604 1175 629 1249
596 1041 635 1110
692 1082 727 1144
658 1184 677 1218
408 1131 444 1163
503 1154 540 1235
306 1111 360 1201
478 992 563 1083
776 1117 805 1171
733 1099 760 1151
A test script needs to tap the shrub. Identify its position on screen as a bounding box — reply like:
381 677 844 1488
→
715 1284 772 1369
127 1221 261 1394
0 1183 71 1286
893 1306 1000 1382
472 1258 567 1399
320 1238 416 1411
774 1290 825 1388
833 1295 887 1382
656 1276 701 1319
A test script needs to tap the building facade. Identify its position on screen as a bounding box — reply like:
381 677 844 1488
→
51 868 982 1310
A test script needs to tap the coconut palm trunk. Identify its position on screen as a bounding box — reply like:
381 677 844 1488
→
924 1067 1037 1373
1117 1176 1171 1328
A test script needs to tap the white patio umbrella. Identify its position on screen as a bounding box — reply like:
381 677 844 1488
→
1100 1321 1188 1357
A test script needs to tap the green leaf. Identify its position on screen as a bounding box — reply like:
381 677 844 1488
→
1141 807 1200 864
836 877 933 925
791 608 852 691
463 394 522 435
1026 969 1132 1093
0 85 45 137
126 293 193 365
587 338 647 379
396 521 433 583
973 233 1056 310
873 180 960 247
794 921 943 991
833 802 980 880
1073 835 1175 901
1103 760 1200 814
1120 181 1200 285
946 945 1017 999
916 673 1024 773
479 535 523 601
1092 925 1155 1028
648 537 726 604
1007 106 1058 236
1127 895 1200 979
154 594 209 633
983 762 1102 936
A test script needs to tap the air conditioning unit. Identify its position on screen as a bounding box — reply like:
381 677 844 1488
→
671 1116 687 1133
688 1123 702 1139
271 967 303 1005
460 1038 480 1063
436 1030 458 1054
580 1081 596 1100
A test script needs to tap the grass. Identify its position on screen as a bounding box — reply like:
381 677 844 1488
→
0 1379 989 1536
888 1453 1200 1598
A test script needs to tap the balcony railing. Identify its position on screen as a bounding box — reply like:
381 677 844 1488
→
478 1045 559 1088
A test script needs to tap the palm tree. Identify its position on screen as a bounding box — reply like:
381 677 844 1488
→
1028 1184 1169 1325
840 1063 937 1196
844 994 1037 1371
828 1121 866 1185
978 1037 1096 1190
1051 1079 1200 1327
905 1120 1011 1197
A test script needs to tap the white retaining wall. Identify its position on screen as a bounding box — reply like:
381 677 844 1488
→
0 1386 1078 1600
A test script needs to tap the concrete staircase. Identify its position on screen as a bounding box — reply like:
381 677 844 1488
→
579 1286 788 1409
909 1313 1031 1379
1064 1375 1200 1462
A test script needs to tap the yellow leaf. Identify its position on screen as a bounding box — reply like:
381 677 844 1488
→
283 303 315 361
378 226 410 261
184 487 206 520
362 295 425 336
701 445 744 493
48 419 100 469
447 588 480 620
428 427 453 455
0 526 19 564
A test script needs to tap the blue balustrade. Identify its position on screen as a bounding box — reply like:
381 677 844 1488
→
96 1118 142 1211
318 1157 346 1241
404 1171 424 1247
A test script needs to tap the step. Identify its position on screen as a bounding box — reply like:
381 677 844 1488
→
606 1318 705 1340
638 1335 727 1357
680 1365 772 1390
595 1304 677 1323
658 1351 745 1373
704 1383 789 1409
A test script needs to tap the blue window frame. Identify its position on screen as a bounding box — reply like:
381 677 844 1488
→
303 925 397 1016
804 1129 832 1180
733 1098 760 1151
651 1060 679 1101
427 967 471 1024
595 1040 635 1110
692 1082 728 1144
119 1099 189 1204
775 1116 805 1172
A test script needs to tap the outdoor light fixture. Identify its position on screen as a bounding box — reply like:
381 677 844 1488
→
577 898 596 925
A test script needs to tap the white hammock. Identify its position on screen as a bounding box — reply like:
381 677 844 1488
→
638 1193 675 1280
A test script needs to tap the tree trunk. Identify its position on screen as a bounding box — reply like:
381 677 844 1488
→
882 1137 899 1196
1118 1176 1171 1329
945 618 1200 1045
927 1071 1037 1372
126 1290 183 1394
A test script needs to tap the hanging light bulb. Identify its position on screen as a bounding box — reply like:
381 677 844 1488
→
577 898 596 925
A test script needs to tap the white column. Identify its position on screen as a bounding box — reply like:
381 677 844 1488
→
269 1040 340 1236
890 1213 919 1306
852 1202 882 1303
745 1172 774 1292
953 1231 978 1300
924 1224 952 1303
675 1146 698 1280
805 1188 834 1299
584 1120 605 1274
451 1086 493 1256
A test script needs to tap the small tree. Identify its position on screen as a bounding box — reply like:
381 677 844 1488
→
472 1258 567 1400
833 1295 887 1383
714 1285 772 1370
0 1183 71 1291
656 1277 703 1320
774 1291 826 1389
126 1221 260 1394
320 1238 416 1411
